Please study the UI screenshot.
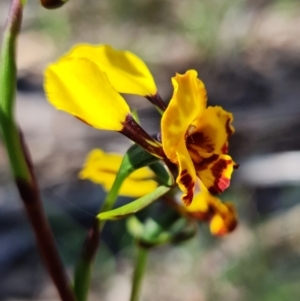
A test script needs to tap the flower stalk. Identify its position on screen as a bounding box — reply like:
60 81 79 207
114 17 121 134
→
120 114 165 159
73 170 127 301
0 1 76 301
130 246 149 301
145 93 167 113
73 218 100 301
73 144 170 301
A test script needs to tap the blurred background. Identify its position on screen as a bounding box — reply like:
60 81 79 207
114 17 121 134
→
1 0 300 300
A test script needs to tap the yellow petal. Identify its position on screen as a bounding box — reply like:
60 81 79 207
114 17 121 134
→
187 106 234 154
64 44 157 96
209 203 237 236
195 153 236 194
175 140 196 205
79 149 122 177
129 167 156 180
79 149 157 198
117 178 158 198
161 70 207 161
186 182 210 214
184 181 238 236
44 58 130 131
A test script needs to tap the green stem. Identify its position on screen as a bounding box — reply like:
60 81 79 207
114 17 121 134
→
73 144 167 301
73 219 100 301
73 171 127 301
0 2 76 301
0 0 30 181
130 246 148 301
100 170 128 226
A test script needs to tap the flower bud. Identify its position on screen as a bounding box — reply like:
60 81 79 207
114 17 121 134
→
40 0 68 9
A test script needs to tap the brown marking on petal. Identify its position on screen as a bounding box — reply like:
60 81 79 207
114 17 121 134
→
194 154 219 171
226 218 238 233
179 169 194 206
76 116 92 127
188 211 210 221
222 203 238 232
208 159 232 194
215 222 237 236
186 125 196 137
221 142 228 154
214 204 238 236
186 146 203 163
186 132 214 153
189 202 220 222
225 118 234 137
209 176 230 194
214 226 227 236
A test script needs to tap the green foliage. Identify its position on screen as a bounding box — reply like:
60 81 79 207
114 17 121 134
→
98 185 171 221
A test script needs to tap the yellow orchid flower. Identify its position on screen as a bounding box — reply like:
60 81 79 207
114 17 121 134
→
161 70 237 205
185 182 237 236
61 44 156 97
79 149 158 198
44 44 237 206
44 45 165 159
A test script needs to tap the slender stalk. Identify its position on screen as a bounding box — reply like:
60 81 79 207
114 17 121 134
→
145 93 166 113
73 143 170 301
16 139 77 301
0 1 76 301
99 170 128 226
130 246 148 301
73 171 127 301
73 219 100 301
121 114 165 159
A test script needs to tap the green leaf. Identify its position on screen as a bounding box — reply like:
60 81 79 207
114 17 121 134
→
99 143 164 214
149 161 173 186
141 218 197 247
127 215 197 248
127 216 145 238
122 143 159 172
98 185 171 221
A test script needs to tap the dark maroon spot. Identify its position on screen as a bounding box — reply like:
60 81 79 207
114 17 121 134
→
194 154 219 171
213 204 238 235
186 146 202 163
182 189 194 206
227 218 238 233
179 169 194 206
189 211 210 221
186 132 214 153
208 159 232 194
209 177 230 194
225 118 234 137
221 142 228 154
180 169 191 185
